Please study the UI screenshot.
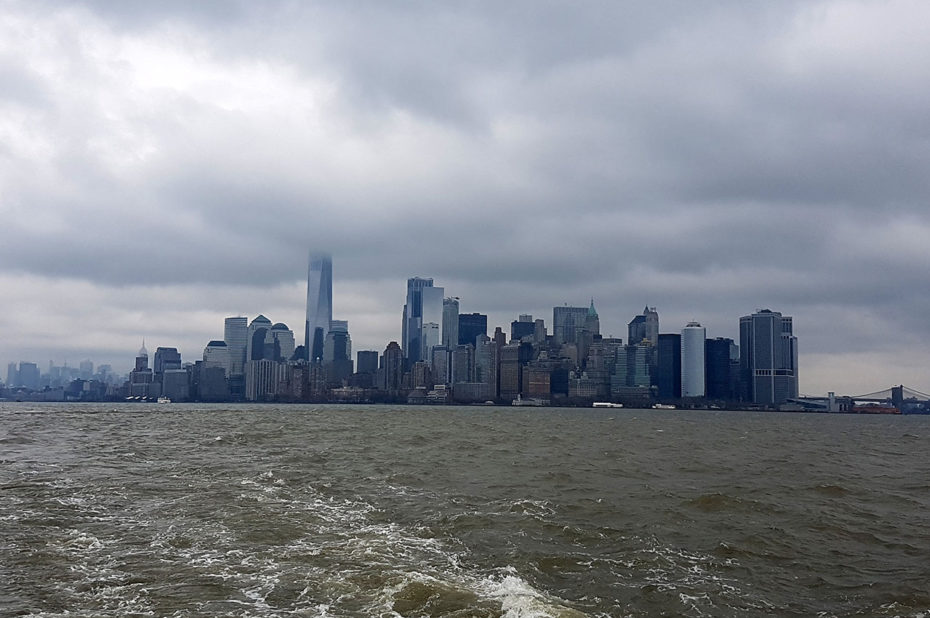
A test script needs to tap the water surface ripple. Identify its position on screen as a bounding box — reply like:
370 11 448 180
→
1 403 928 617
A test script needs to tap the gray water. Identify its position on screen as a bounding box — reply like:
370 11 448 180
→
1 403 928 617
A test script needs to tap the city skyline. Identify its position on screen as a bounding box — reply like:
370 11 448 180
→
2 2 930 395
0 264 922 398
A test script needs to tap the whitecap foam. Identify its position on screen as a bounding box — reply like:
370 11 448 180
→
479 570 589 618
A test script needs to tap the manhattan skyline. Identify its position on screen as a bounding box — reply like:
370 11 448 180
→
1 1 929 395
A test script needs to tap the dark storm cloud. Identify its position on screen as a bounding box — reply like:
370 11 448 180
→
1 0 930 391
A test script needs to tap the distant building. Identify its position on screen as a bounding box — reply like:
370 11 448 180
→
656 334 682 399
628 306 659 346
271 323 296 362
224 316 248 376
411 361 432 389
381 341 404 391
245 359 286 401
79 360 94 380
475 336 499 401
705 337 737 400
533 319 547 344
523 365 551 398
607 344 653 405
202 341 229 372
162 369 190 401
451 344 475 385
499 343 522 401
17 362 40 390
402 277 442 367
458 313 487 347
356 350 379 376
305 253 333 362
681 322 706 398
153 347 181 376
323 320 353 386
421 321 440 365
511 314 535 341
129 343 153 398
430 345 450 386
740 309 798 405
580 300 600 361
442 297 460 350
247 315 273 361
199 365 229 401
610 345 652 392
553 305 588 348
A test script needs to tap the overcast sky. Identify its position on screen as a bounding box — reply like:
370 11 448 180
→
1 0 928 395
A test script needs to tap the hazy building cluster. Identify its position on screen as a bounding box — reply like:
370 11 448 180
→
4 359 116 401
1 253 799 407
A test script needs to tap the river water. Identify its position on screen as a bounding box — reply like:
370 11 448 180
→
1 403 928 617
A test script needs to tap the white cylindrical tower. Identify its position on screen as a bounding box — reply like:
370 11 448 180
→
681 322 706 398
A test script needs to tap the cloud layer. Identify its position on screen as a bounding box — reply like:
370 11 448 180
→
2 0 929 395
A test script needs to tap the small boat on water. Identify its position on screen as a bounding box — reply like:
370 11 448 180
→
592 402 623 408
156 397 172 404
652 403 676 410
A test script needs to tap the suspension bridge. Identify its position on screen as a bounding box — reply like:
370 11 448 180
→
792 385 930 413
846 385 930 403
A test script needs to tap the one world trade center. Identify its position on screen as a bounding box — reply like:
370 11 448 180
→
305 253 333 361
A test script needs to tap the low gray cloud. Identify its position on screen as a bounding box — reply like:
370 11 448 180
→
1 0 929 394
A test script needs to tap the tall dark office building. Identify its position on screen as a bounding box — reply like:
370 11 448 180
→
356 350 379 375
705 337 735 400
655 333 681 399
458 313 488 347
305 253 333 362
511 314 535 341
498 343 522 401
739 309 798 405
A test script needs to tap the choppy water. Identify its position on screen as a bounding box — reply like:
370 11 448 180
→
1 403 928 617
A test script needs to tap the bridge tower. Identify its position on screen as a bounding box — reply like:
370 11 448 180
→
892 385 904 409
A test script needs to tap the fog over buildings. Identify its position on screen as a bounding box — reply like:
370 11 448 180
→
1 1 930 396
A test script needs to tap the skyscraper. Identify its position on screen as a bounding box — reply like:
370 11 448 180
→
305 253 333 362
705 337 737 400
511 314 535 341
681 322 706 398
203 340 229 372
381 341 404 391
17 361 39 390
356 350 379 375
323 320 353 385
224 316 248 376
401 277 443 366
628 306 659 346
553 305 589 347
247 315 273 361
739 309 798 405
656 333 682 399
271 323 296 362
458 312 487 347
442 297 460 349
